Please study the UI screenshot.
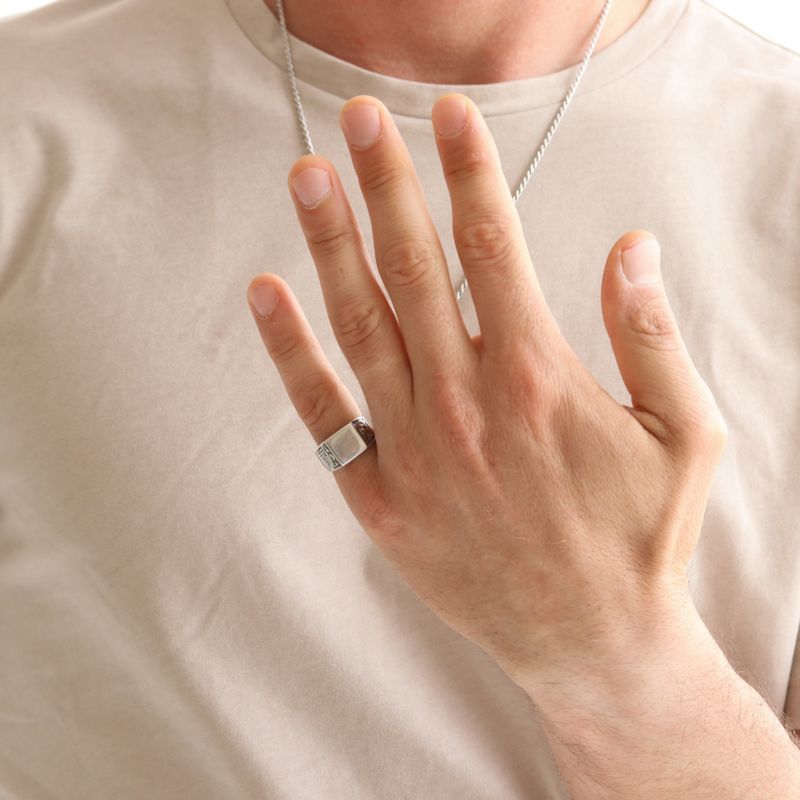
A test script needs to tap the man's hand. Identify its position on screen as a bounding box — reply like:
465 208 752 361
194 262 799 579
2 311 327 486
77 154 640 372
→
246 93 800 797
244 94 800 800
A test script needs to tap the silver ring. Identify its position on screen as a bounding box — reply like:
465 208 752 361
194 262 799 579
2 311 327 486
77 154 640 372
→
316 416 375 472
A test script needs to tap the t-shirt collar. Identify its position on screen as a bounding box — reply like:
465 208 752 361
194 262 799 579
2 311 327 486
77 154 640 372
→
224 0 690 117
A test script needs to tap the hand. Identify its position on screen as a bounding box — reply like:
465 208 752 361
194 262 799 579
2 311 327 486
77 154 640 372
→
246 93 728 693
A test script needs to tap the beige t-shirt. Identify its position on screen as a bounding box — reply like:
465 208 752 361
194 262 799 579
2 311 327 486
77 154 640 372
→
1 0 799 796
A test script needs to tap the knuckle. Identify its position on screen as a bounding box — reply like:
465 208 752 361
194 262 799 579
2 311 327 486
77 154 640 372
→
673 402 729 458
269 331 305 365
358 490 404 538
390 435 427 487
493 343 547 402
292 370 340 432
689 407 729 452
357 158 408 195
331 300 384 350
455 212 518 267
306 223 356 259
490 348 560 438
704 416 729 451
508 367 557 429
429 372 485 455
380 238 438 290
626 294 681 350
443 147 492 185
504 362 544 409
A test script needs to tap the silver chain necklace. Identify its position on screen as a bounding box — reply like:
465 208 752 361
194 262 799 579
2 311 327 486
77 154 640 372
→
274 0 614 303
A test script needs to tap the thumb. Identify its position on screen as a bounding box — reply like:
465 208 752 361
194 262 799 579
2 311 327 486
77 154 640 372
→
600 230 726 446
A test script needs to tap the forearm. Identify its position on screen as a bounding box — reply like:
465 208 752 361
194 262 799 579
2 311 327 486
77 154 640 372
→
522 607 800 799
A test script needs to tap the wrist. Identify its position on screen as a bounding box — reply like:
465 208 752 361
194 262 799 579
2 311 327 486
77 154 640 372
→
513 595 800 799
517 590 725 723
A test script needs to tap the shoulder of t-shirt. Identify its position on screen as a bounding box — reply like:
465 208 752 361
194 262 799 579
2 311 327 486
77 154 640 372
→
690 0 800 83
677 0 800 179
0 0 183 136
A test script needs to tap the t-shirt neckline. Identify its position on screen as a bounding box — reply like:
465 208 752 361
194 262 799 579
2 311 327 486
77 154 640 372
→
224 0 690 117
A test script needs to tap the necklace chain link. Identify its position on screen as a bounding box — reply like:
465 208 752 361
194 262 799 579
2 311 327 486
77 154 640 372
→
275 0 614 303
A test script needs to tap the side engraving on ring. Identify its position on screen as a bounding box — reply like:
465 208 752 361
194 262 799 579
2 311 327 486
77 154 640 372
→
316 442 343 471
352 417 375 447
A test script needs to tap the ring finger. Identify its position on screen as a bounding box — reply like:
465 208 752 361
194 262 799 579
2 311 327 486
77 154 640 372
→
246 273 385 504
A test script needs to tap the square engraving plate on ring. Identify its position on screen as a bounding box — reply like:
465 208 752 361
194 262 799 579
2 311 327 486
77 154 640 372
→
328 424 367 463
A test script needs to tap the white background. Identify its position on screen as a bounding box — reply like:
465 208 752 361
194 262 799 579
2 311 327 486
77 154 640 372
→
1 0 799 53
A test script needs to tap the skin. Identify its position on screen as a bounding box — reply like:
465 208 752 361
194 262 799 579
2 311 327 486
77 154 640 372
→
247 2 800 796
262 0 652 84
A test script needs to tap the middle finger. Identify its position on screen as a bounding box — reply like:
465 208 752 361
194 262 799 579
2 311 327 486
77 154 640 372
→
339 96 476 383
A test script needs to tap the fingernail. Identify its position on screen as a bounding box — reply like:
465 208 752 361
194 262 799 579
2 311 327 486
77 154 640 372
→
341 102 381 149
621 237 661 284
433 95 468 137
291 167 331 209
249 282 279 318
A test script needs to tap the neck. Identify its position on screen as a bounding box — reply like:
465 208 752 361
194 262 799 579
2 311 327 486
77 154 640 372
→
265 0 652 84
